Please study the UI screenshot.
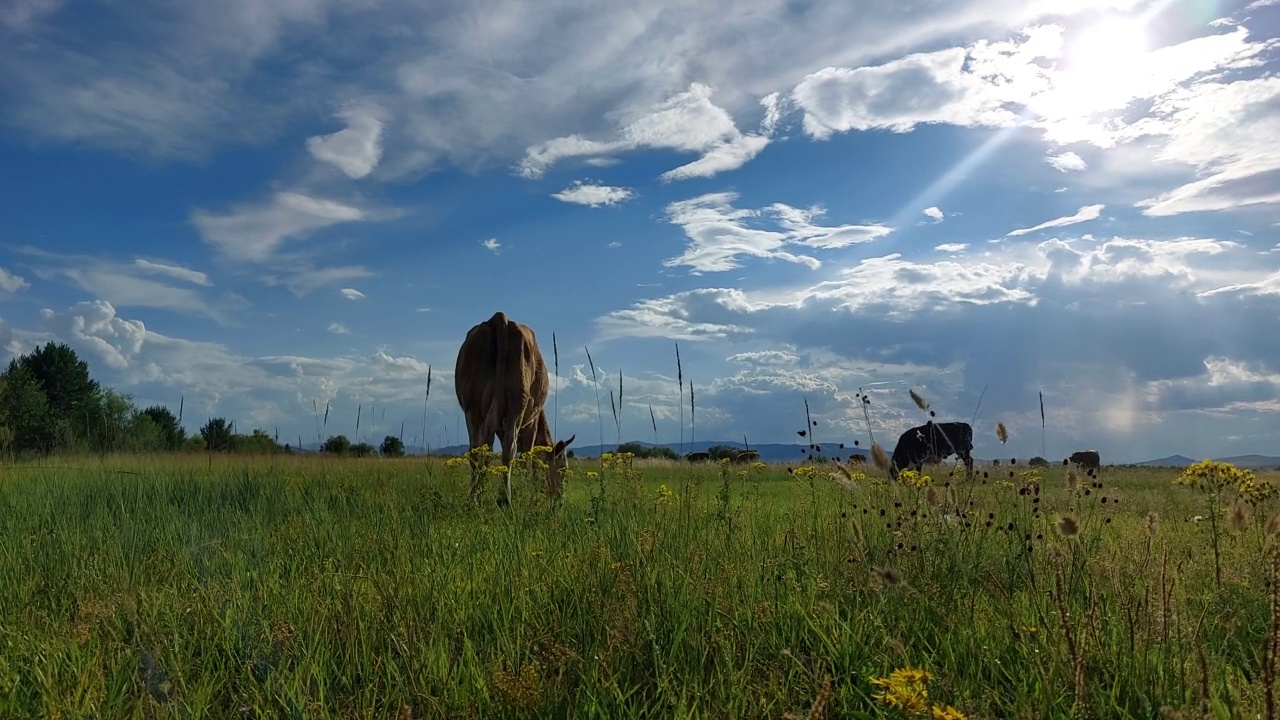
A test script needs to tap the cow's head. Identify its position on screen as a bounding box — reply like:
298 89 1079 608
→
547 434 576 498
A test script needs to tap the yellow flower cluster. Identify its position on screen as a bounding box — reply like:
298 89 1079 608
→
443 457 467 470
897 469 932 489
1177 459 1254 494
655 484 675 504
792 465 822 481
1239 474 1276 504
867 667 966 719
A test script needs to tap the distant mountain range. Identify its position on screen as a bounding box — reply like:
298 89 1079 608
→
292 438 1280 469
1131 454 1280 469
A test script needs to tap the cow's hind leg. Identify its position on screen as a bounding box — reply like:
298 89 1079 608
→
464 412 491 506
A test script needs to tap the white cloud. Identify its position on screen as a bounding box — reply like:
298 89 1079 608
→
0 0 61 32
20 301 458 444
551 181 635 207
520 83 771 181
608 241 623 249
482 238 502 254
1046 151 1087 172
191 192 369 263
1132 76 1280 216
339 288 365 300
39 300 146 370
18 247 240 322
663 191 893 273
305 103 387 179
593 234 1280 459
133 258 211 286
1006 204 1104 236
935 242 968 253
923 206 944 222
327 321 350 335
414 307 431 313
0 266 29 293
792 25 1061 139
264 265 373 297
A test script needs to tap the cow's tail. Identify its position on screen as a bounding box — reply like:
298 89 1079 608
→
488 313 509 429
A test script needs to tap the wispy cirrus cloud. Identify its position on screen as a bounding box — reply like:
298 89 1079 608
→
663 192 893 273
133 258 211 286
1006 204 1105 237
16 247 244 323
519 83 774 181
191 191 370 263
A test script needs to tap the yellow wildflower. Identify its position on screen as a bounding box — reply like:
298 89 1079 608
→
932 705 967 720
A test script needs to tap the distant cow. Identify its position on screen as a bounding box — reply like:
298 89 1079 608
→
454 311 575 506
1067 450 1101 472
686 451 712 463
890 421 975 480
731 449 760 464
847 454 866 465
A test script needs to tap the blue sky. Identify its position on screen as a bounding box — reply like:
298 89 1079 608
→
1 0 1278 462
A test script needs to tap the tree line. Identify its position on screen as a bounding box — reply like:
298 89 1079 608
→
0 342 407 459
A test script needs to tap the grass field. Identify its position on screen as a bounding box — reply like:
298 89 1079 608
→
0 452 1277 719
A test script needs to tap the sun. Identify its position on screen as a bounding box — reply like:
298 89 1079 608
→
1032 17 1153 119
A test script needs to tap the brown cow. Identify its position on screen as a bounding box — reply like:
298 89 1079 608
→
685 452 712 463
1067 449 1101 472
731 449 761 464
454 311 575 506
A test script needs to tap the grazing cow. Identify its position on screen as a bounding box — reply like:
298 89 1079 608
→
454 311 575 506
847 454 867 465
686 451 712 463
1067 450 1101 472
889 421 975 480
731 449 761 464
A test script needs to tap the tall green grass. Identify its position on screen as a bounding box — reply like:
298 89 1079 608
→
0 454 1275 718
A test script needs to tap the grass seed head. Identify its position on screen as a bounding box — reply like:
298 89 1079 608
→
996 422 1008 444
871 443 891 472
1057 514 1080 539
909 389 930 410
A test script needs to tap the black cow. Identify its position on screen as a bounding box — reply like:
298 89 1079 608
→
889 421 975 480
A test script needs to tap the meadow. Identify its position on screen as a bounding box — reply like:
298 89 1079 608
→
0 451 1277 719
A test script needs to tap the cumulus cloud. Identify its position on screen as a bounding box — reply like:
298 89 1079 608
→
1006 204 1104 237
18 300 458 445
39 300 146 370
327 321 350 334
551 181 635 207
0 266 29 293
1046 151 1086 172
923 207 945 222
596 234 1280 460
792 24 1061 139
935 243 968 253
133 258 211 286
339 288 365 300
305 103 387 179
663 191 893 273
519 83 772 181
482 238 502 254
191 192 369 263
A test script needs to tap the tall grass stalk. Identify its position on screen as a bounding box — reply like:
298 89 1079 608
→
584 345 604 456
675 342 684 456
